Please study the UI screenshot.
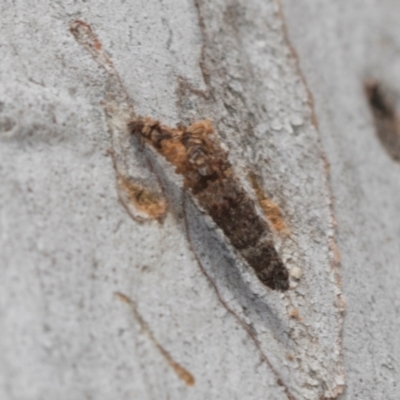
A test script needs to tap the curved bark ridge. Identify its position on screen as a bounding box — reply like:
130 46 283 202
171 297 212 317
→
70 20 167 222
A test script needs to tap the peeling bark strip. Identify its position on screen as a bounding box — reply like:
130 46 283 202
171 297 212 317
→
129 117 289 291
70 20 168 222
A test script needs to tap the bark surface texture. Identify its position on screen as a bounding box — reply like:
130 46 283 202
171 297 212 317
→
1 0 399 399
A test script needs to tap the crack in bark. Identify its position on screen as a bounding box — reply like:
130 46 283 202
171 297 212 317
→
115 292 195 387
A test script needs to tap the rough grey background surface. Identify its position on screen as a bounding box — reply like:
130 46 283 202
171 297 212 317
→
0 0 399 399
282 1 400 399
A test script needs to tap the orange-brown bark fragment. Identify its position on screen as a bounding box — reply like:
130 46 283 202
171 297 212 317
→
286 353 294 362
118 175 167 220
249 172 288 234
70 21 104 59
289 309 301 321
129 117 289 291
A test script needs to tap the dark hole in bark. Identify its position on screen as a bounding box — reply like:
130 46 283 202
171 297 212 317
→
364 79 400 162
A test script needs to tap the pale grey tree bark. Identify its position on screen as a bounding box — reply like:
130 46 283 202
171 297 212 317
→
1 1 399 399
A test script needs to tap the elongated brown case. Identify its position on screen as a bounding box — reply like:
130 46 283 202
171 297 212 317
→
129 117 289 291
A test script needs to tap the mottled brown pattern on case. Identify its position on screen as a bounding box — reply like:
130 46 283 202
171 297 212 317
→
129 117 289 291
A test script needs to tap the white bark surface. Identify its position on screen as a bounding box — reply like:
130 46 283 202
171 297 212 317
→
281 2 400 399
0 0 399 399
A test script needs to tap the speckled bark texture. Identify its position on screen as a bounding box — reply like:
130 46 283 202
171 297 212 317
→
0 0 399 399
